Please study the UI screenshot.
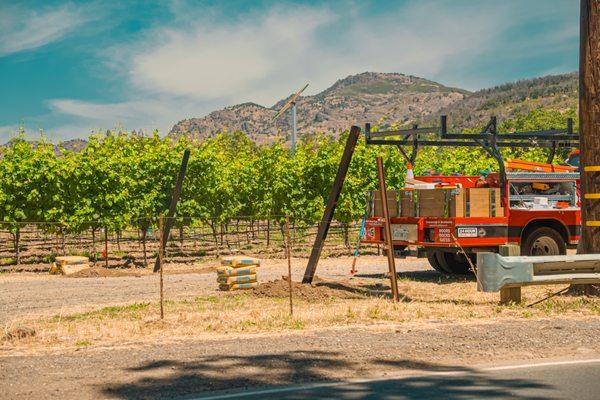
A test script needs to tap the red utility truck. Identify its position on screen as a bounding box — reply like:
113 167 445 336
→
361 116 580 274
362 171 580 274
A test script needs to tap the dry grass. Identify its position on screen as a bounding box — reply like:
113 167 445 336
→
2 277 599 353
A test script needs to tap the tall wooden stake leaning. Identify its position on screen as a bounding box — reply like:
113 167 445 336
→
303 126 361 283
285 215 293 315
158 214 165 319
153 149 190 272
376 157 399 302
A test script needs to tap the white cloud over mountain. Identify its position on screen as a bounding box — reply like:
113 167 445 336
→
14 0 577 140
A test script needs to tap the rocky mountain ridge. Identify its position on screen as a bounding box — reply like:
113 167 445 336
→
170 71 577 140
170 72 471 141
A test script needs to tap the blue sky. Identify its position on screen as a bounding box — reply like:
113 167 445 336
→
0 0 579 142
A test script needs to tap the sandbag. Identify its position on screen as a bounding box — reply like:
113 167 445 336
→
218 274 257 285
221 256 260 267
49 261 89 275
217 266 257 277
55 256 88 265
219 282 259 291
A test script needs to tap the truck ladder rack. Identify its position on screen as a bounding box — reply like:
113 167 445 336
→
506 172 581 180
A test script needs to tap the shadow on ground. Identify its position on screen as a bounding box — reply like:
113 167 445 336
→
356 269 476 284
315 280 414 301
101 351 549 400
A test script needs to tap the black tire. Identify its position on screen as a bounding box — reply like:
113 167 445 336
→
436 251 473 275
426 249 450 274
521 227 566 256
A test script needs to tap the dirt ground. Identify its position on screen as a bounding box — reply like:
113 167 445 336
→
0 256 430 323
1 255 599 399
1 318 599 399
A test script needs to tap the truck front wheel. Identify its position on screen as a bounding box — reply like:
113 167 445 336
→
521 227 566 256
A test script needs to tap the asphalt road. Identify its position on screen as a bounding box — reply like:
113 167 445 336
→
192 359 600 400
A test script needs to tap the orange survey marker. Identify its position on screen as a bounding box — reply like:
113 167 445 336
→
505 159 577 173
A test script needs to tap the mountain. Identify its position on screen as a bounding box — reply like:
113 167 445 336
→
436 72 578 128
170 72 470 140
58 138 88 152
1 138 89 154
170 72 578 140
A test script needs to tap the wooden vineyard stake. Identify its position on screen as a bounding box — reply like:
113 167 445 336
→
285 215 294 316
158 215 165 319
153 149 190 272
376 156 400 302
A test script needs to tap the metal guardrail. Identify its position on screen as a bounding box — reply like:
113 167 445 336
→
477 252 600 303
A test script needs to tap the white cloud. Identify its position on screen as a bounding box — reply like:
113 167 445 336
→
120 6 335 105
108 0 573 106
41 0 577 138
47 97 218 138
0 3 94 57
50 99 166 122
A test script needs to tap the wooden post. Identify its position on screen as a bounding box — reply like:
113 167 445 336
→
153 149 190 272
499 244 521 304
266 219 270 247
158 215 165 319
579 0 600 253
577 0 600 294
104 226 109 269
91 227 96 265
500 287 522 305
142 228 148 267
14 226 20 265
285 215 293 316
303 126 360 283
376 157 399 302
61 229 66 256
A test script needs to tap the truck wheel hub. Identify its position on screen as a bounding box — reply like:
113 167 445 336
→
532 236 559 255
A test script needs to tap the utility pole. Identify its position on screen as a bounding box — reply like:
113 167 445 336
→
272 84 308 156
577 0 600 295
579 0 600 253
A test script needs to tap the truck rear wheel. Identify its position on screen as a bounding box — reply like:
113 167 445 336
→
426 249 451 274
436 251 474 275
521 227 566 256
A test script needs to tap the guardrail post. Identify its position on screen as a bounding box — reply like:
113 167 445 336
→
498 244 522 304
500 287 521 305
499 244 520 257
